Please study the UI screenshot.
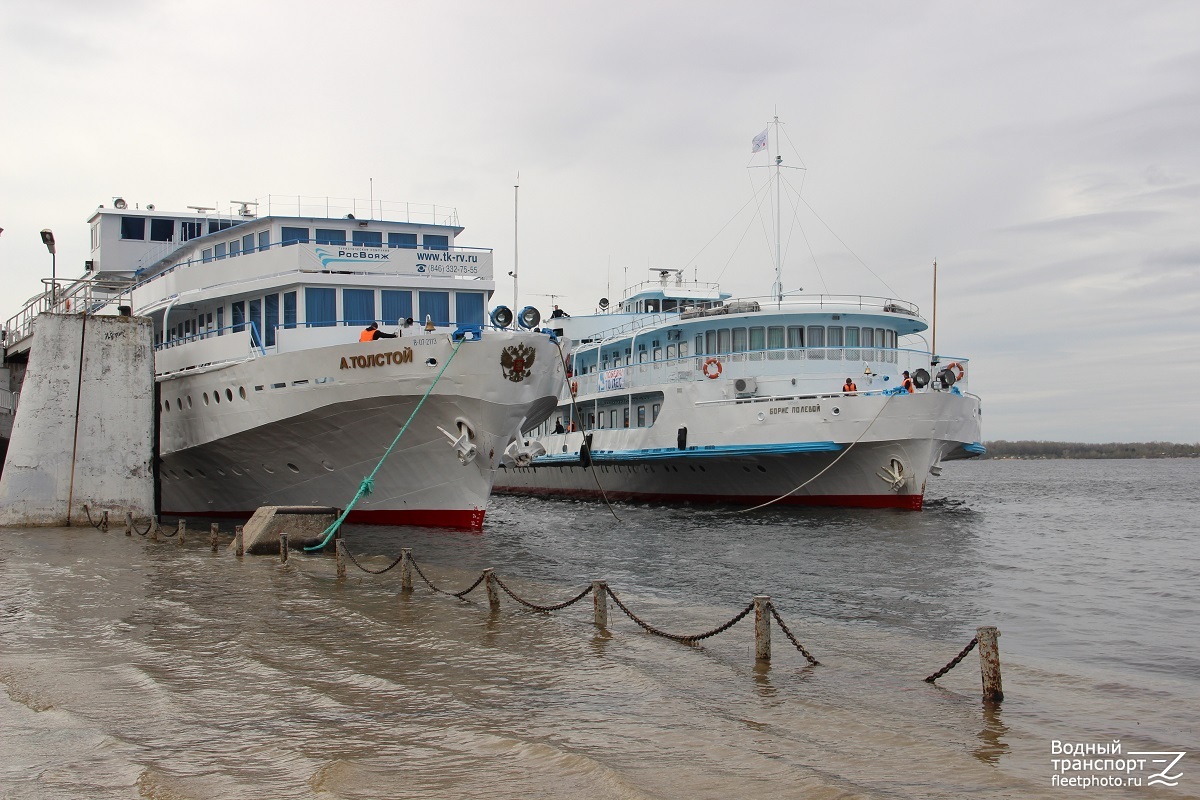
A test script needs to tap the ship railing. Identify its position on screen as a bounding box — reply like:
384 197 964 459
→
255 195 460 227
4 276 137 347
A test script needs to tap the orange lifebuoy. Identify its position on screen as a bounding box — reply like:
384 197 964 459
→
702 357 722 379
570 380 578 395
945 361 965 381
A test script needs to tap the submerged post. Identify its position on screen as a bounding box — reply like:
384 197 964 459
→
335 540 346 578
977 626 1004 702
279 532 289 564
234 525 244 557
754 596 771 662
100 511 109 532
484 568 500 611
150 515 160 542
125 511 134 537
176 518 186 546
210 523 219 553
593 580 608 629
399 548 413 592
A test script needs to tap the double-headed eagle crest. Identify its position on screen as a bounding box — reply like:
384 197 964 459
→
500 343 536 382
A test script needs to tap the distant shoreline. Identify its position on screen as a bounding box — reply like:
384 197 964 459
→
980 441 1199 459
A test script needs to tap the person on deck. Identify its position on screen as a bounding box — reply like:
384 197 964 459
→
550 305 570 319
554 418 565 434
360 322 398 342
902 371 915 393
843 378 857 393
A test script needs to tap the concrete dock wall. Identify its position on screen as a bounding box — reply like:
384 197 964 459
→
0 313 155 526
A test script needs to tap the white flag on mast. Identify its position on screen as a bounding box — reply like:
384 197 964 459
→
751 129 768 153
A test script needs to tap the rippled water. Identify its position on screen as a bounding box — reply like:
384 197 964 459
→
2 459 1197 798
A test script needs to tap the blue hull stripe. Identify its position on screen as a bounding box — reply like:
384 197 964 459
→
963 442 987 454
532 440 842 465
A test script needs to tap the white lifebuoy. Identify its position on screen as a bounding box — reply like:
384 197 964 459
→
702 357 722 379
945 361 965 381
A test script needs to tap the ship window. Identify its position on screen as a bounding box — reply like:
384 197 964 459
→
652 403 660 423
283 292 297 330
242 233 255 255
209 219 236 233
352 230 382 248
623 408 630 428
807 326 824 347
382 290 412 325
638 351 647 364
705 330 716 354
249 299 262 346
258 231 270 251
750 327 766 350
767 326 784 349
827 326 843 346
343 289 375 326
845 326 859 347
613 356 622 367
150 218 174 242
120 216 145 240
679 342 688 357
876 328 887 350
654 347 663 361
228 238 240 258
265 293 279 346
610 410 617 428
861 327 874 347
717 329 731 354
281 227 309 246
214 242 226 260
315 228 346 246
732 327 747 352
663 299 678 312
181 221 203 241
423 234 449 250
787 326 803 348
637 406 646 427
418 291 450 326
456 292 485 325
216 306 224 335
305 287 336 328
388 232 418 249
202 248 212 263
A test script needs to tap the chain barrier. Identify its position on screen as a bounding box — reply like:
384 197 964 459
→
768 604 820 665
408 557 487 599
81 505 107 531
491 574 593 612
340 546 406 576
924 636 978 683
605 586 755 644
131 518 154 536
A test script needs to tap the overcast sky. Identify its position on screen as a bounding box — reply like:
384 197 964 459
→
2 1 1197 443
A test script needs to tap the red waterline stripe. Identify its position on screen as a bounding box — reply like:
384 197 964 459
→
160 507 486 531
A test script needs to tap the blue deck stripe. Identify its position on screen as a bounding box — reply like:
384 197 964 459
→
532 440 842 465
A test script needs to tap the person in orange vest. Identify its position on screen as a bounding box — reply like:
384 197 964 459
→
360 322 397 342
902 370 915 393
842 377 857 393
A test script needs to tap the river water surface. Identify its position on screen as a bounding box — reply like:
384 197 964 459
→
1 459 1197 798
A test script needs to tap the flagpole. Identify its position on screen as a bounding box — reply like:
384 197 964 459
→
513 173 520 312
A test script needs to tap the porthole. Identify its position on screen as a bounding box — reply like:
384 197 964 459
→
187 396 193 409
216 468 226 477
231 466 243 476
203 393 210 406
321 460 335 472
196 468 207 478
176 397 183 410
163 401 170 412
225 388 233 402
239 387 247 400
426 358 438 367
262 464 274 474
169 469 180 479
757 465 767 473
183 469 194 478
831 406 841 416
214 391 221 404
286 463 300 473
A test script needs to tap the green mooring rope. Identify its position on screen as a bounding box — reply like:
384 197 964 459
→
304 337 467 551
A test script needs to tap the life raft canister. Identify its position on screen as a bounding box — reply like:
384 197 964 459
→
702 357 722 379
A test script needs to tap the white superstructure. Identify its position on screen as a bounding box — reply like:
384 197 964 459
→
25 196 563 529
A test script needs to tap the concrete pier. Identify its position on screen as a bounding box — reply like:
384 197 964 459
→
0 313 155 526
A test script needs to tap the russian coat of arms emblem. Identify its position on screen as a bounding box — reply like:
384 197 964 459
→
500 343 536 382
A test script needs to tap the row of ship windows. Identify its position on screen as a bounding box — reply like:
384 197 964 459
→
590 326 899 370
199 229 450 262
532 403 662 436
501 464 772 474
161 459 341 481
160 378 336 412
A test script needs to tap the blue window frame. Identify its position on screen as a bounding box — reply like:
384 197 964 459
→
242 233 255 255
455 292 485 325
305 287 336 328
249 298 262 347
423 234 449 251
231 301 245 333
264 293 279 346
216 306 224 336
352 230 382 248
315 228 346 245
382 290 412 325
387 232 417 249
283 291 297 329
214 242 226 260
282 227 309 246
258 231 270 251
343 289 375 326
418 291 450 327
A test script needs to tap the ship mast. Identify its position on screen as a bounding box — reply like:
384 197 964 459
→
773 115 783 305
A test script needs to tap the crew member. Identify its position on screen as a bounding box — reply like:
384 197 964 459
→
842 377 857 393
902 371 915 393
550 304 570 319
554 418 565 434
360 322 398 342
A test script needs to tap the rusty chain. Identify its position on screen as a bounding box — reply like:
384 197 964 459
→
340 546 406 576
605 586 755 644
768 604 821 665
491 574 593 611
924 636 978 683
408 557 487 599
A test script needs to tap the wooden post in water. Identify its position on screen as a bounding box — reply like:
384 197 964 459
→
100 511 109 532
150 515 160 542
754 596 772 662
977 626 1004 702
484 568 500 611
176 519 186 546
399 548 413 592
593 581 608 629
335 540 346 579
125 512 134 537
279 532 289 564
234 525 244 557
210 523 219 553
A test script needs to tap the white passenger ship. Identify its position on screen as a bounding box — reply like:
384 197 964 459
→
495 124 983 510
28 196 563 529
